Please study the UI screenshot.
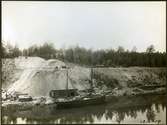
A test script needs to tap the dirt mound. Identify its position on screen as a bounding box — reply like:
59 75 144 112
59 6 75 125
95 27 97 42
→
6 57 91 97
15 57 46 69
46 59 66 68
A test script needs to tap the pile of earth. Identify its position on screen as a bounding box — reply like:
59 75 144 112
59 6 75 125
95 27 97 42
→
3 57 91 97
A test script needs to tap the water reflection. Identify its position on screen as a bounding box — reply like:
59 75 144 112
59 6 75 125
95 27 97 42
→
2 95 166 124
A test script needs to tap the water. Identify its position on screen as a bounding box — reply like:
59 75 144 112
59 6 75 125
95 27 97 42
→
2 95 166 124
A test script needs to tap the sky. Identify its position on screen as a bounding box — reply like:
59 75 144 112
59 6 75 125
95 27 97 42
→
2 1 166 52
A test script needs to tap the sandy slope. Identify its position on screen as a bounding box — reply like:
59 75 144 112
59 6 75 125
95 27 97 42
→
3 57 91 97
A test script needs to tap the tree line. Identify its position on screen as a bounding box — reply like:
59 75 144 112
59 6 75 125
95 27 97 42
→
1 42 166 67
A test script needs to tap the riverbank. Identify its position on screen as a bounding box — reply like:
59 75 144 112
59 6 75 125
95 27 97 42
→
2 91 166 113
2 94 166 124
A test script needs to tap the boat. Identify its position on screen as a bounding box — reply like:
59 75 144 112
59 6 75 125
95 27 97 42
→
49 67 106 109
55 94 106 109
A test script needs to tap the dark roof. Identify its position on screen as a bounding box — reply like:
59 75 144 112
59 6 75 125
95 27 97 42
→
50 89 77 92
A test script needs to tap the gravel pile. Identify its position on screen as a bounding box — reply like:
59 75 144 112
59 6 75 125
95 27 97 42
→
6 57 91 97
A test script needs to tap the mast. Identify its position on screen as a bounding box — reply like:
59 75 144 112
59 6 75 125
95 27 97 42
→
91 68 93 89
66 69 68 90
90 67 94 93
66 69 69 97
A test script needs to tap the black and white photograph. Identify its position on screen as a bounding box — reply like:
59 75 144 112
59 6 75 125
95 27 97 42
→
1 1 166 124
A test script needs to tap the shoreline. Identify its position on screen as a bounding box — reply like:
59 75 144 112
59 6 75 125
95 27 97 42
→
2 94 166 124
2 91 166 113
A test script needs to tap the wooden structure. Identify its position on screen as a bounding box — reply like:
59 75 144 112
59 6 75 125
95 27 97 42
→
49 69 78 99
18 95 32 102
49 89 78 99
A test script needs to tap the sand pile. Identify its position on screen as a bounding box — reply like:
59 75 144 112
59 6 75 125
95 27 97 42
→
46 59 66 68
15 57 46 69
6 57 91 97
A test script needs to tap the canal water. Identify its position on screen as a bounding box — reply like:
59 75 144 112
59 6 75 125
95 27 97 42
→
2 95 166 124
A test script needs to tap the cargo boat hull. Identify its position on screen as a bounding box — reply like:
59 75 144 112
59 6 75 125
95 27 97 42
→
55 95 106 109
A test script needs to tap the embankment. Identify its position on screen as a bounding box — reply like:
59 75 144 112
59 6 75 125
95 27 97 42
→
93 67 166 95
2 57 166 97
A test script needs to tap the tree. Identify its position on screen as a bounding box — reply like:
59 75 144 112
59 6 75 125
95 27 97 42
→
146 45 156 67
13 45 21 57
22 49 28 57
27 42 56 59
64 48 74 62
146 45 155 53
117 46 125 53
1 41 22 58
3 41 165 67
1 42 7 58
131 46 137 52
